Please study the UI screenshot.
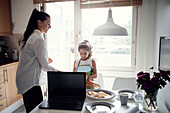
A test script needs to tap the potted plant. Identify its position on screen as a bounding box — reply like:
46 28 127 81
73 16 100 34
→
136 67 170 111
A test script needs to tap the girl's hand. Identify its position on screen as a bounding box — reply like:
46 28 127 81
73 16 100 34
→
86 74 89 80
86 75 88 80
48 58 53 64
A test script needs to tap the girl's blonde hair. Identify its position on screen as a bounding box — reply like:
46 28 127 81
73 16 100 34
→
78 40 92 58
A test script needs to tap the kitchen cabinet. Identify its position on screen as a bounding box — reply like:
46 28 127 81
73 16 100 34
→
0 62 22 111
0 68 7 111
0 0 13 36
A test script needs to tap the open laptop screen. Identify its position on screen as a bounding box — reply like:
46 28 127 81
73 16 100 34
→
47 72 86 99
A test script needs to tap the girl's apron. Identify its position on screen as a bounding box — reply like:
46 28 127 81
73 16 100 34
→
76 59 100 89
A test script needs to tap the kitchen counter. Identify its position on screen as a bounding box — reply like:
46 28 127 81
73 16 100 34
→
0 61 19 67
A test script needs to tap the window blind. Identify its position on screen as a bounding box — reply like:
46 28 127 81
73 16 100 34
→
33 0 76 4
80 0 142 9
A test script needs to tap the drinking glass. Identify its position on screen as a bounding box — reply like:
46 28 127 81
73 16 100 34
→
134 90 144 108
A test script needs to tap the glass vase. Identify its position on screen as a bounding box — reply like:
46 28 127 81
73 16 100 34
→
143 91 158 111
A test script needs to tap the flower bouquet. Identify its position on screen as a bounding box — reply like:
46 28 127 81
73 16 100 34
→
137 67 170 111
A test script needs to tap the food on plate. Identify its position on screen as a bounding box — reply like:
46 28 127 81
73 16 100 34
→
88 91 109 98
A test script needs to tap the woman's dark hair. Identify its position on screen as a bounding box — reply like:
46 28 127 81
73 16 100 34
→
21 8 50 48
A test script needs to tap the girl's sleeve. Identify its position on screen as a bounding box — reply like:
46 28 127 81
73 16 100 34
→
90 58 96 68
33 38 58 71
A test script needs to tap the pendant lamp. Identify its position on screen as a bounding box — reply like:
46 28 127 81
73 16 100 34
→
93 8 128 36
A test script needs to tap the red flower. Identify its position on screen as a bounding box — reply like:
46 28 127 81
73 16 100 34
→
143 82 151 90
137 72 150 80
137 68 170 97
137 71 144 76
151 76 159 85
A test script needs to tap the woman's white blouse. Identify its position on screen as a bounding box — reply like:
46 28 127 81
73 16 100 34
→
16 30 57 94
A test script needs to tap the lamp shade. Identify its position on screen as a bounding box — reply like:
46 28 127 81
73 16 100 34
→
93 8 128 36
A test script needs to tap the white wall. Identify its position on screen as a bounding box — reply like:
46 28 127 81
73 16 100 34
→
11 0 34 34
154 0 170 113
154 0 170 68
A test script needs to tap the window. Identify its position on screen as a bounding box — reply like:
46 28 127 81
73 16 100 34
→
45 2 136 71
82 7 135 70
46 2 74 71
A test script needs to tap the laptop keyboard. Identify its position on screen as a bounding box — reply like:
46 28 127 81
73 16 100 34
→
49 97 83 104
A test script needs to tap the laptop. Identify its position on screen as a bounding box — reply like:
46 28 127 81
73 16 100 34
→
39 71 86 111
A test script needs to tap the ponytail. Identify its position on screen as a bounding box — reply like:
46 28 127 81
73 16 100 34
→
21 8 50 49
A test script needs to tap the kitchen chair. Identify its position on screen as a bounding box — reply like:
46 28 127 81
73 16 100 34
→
95 73 104 88
112 77 137 90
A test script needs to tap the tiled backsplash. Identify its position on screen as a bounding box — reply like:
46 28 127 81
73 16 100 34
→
0 34 23 58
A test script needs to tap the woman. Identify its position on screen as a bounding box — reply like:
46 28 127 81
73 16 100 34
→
16 9 58 113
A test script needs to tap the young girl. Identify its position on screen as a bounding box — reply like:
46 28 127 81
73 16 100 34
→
73 40 100 89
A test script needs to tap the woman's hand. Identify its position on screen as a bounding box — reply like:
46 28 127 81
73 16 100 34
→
48 58 53 64
57 70 62 72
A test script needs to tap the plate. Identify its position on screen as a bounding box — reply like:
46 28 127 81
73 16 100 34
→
86 89 116 100
118 89 135 99
86 101 116 113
